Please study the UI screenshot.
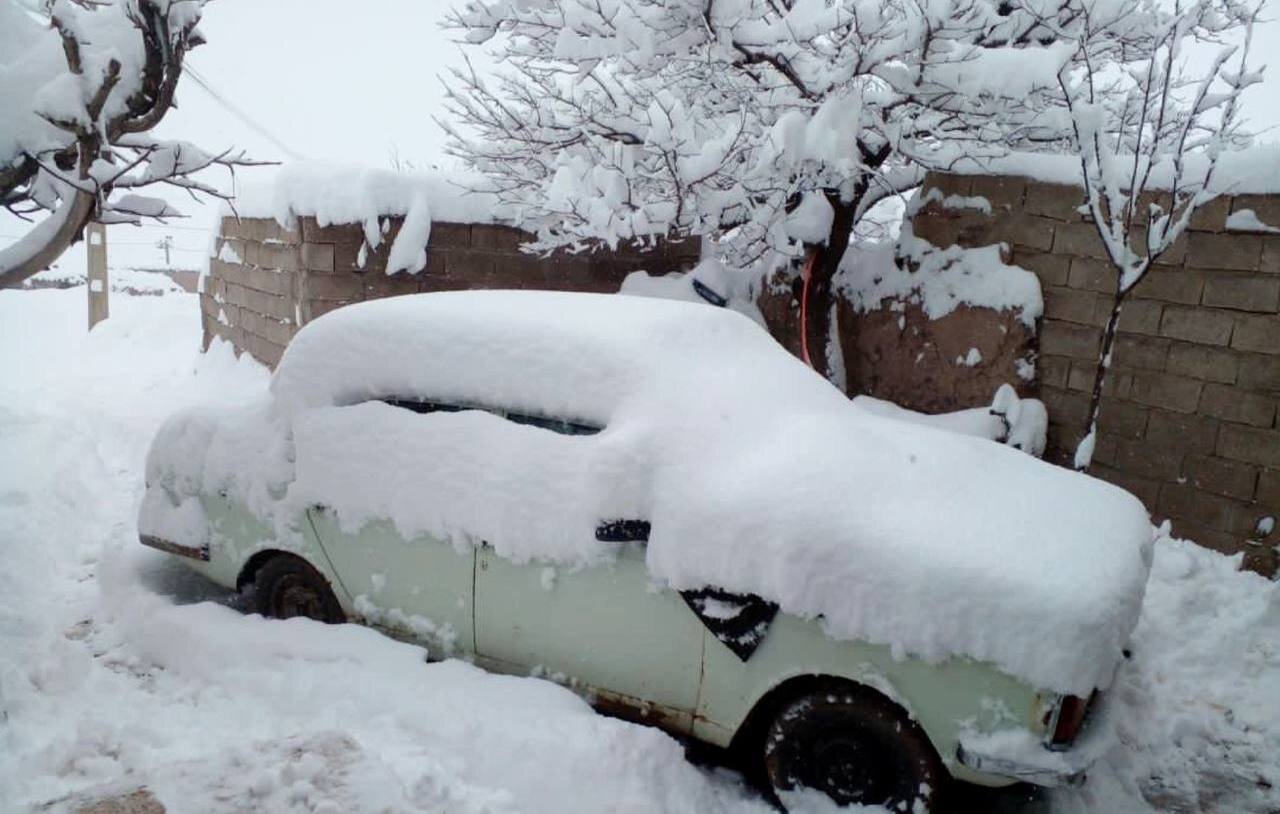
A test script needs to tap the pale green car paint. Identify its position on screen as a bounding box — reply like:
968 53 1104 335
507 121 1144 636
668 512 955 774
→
185 495 353 613
176 493 1059 789
475 541 706 731
308 508 474 656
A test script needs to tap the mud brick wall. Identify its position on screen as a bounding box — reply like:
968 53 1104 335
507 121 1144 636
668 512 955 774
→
203 216 701 368
836 299 1034 414
756 274 1034 411
917 172 1279 564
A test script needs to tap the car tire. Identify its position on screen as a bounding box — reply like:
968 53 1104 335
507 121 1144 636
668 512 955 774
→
764 686 946 812
253 554 345 624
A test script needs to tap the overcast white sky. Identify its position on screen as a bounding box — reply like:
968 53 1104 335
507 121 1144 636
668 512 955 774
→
6 0 1279 274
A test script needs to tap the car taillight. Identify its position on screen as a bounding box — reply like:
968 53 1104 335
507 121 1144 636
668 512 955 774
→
1048 693 1094 750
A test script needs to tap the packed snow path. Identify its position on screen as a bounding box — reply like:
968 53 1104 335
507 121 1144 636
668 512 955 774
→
0 287 1276 814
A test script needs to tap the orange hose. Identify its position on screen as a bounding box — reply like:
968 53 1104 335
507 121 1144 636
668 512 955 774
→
799 249 818 369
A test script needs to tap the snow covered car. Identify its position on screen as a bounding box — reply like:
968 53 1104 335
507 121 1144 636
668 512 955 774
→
140 290 1154 811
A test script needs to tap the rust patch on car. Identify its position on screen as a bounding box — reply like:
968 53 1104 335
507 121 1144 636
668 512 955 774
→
138 534 209 562
589 687 691 735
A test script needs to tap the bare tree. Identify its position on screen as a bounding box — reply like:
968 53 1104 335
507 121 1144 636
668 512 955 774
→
1044 0 1265 468
442 0 1073 382
0 0 262 289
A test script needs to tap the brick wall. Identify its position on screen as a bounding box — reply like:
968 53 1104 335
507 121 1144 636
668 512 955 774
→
916 172 1279 567
203 183 1279 569
202 216 701 368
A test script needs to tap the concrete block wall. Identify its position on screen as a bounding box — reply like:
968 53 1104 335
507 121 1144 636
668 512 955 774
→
202 216 701 368
918 172 1279 564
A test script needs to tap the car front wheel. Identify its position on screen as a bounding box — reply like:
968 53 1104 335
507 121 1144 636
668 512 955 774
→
764 687 945 812
253 554 345 624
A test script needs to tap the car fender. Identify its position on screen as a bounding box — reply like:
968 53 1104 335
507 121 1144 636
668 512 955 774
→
199 494 356 614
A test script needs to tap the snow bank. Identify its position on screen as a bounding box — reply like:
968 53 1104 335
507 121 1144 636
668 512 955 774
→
228 162 504 274
940 145 1280 195
838 235 1044 327
0 288 767 814
24 266 186 295
852 384 1048 458
155 290 1152 696
7 287 1276 814
1049 532 1280 814
852 394 1005 441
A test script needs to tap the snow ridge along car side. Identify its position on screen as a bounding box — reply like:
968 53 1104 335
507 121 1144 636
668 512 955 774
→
140 290 1154 811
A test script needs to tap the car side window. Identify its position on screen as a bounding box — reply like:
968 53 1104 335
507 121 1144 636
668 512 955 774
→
379 397 601 437
381 398 465 416
681 587 779 662
504 411 600 436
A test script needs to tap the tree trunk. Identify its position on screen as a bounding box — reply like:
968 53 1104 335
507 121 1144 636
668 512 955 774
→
801 192 858 387
1076 291 1127 470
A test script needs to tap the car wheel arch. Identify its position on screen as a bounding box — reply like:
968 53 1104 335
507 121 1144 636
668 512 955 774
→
237 548 288 592
729 674 946 777
236 548 333 593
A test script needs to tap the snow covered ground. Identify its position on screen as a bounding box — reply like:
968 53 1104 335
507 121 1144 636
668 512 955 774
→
1 287 1277 814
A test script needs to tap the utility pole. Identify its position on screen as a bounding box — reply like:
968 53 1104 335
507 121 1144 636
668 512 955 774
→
156 234 174 267
86 222 109 330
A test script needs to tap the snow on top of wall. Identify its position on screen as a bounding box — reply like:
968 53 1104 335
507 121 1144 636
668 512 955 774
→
937 146 1280 194
853 385 1048 459
228 162 505 274
232 162 501 225
838 233 1044 327
1226 208 1280 233
906 187 992 217
148 290 1153 695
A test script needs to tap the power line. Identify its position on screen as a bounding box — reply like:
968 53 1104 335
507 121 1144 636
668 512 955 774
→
0 235 207 253
105 243 207 251
184 62 304 162
0 233 198 245
114 223 215 232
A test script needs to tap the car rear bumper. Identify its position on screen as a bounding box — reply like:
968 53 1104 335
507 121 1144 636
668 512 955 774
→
139 533 209 562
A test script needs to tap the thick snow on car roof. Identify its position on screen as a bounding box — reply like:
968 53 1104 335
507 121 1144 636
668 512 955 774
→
162 290 1153 696
271 289 843 424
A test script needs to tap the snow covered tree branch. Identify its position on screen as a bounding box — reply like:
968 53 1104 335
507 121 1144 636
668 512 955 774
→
0 0 265 288
442 0 1078 381
1046 0 1266 469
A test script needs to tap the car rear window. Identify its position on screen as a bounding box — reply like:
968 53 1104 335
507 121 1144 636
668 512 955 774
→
380 397 602 437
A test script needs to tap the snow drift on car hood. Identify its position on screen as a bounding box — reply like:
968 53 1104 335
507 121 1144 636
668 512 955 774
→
145 291 1153 697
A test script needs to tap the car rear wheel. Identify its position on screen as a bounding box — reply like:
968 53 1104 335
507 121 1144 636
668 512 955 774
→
764 687 945 812
253 554 345 624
